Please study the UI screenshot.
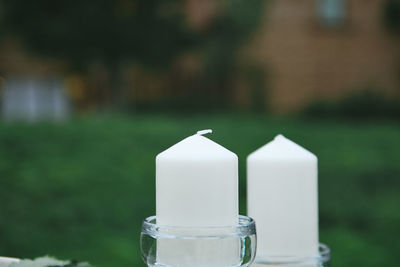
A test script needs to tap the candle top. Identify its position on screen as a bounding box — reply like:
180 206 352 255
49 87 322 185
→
248 134 317 161
156 129 237 161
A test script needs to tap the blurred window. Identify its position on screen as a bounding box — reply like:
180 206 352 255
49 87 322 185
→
316 0 346 27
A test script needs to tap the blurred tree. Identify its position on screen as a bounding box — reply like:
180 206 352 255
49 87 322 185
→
384 0 400 96
196 0 266 108
304 89 400 119
0 0 195 106
0 0 266 110
1 0 193 69
384 0 400 32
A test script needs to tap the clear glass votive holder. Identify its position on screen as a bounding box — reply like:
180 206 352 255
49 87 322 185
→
253 243 330 267
140 215 257 267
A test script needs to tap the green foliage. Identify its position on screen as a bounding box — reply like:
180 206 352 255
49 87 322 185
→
384 0 400 32
194 0 267 107
1 0 265 72
245 64 268 112
1 0 268 111
1 0 194 70
0 114 398 266
305 90 400 119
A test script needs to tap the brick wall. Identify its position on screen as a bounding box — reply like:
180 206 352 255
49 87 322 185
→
241 0 400 113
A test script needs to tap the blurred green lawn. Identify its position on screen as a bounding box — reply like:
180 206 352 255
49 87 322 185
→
0 114 399 266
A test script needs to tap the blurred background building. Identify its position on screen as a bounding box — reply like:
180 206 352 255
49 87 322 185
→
242 0 400 112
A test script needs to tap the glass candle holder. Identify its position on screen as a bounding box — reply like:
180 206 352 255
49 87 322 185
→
140 215 256 267
253 243 330 266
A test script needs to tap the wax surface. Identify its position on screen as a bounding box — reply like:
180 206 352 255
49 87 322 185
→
247 135 319 256
156 131 238 227
155 131 240 266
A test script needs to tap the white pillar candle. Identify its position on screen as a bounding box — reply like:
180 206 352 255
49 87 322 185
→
156 130 240 266
156 129 238 226
247 135 319 259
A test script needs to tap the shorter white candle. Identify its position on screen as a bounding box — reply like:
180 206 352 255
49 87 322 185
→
247 135 319 258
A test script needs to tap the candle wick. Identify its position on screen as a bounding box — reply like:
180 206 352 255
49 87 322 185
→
196 129 213 136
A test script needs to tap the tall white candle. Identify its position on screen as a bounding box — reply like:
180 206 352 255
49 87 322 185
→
247 135 319 258
156 129 238 226
156 130 240 266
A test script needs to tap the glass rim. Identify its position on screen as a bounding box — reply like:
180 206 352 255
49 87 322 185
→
255 243 331 264
141 215 256 240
